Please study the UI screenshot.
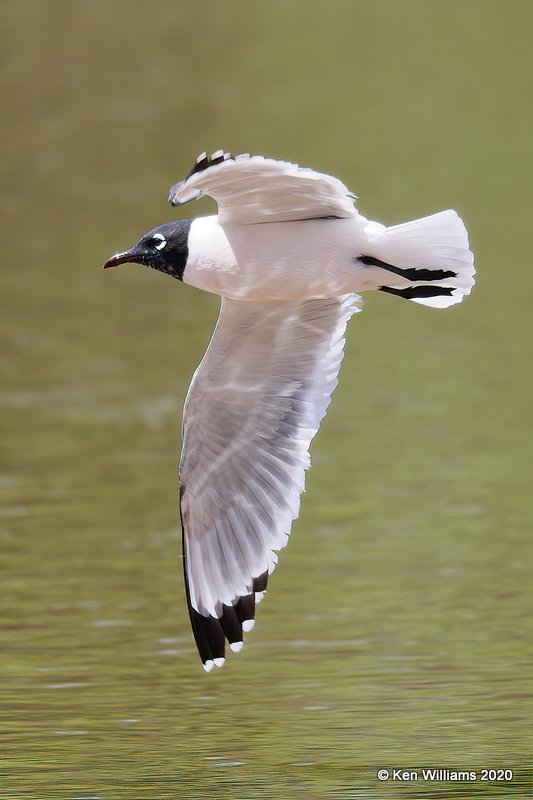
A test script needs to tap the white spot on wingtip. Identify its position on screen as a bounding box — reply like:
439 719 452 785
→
230 641 243 653
242 619 255 632
203 660 214 672
255 591 265 603
213 657 225 668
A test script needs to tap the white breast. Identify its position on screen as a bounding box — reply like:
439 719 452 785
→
183 216 237 295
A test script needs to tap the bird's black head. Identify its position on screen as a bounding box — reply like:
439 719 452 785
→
103 219 192 280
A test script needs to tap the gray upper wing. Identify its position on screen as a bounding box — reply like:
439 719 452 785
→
168 151 359 224
179 293 361 669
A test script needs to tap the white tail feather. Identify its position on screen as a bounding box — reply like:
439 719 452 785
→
370 210 475 308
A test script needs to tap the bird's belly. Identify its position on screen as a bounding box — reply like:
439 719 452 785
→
184 217 373 301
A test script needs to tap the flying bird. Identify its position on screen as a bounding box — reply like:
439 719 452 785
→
103 151 475 671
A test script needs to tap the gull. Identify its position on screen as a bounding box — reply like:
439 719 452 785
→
103 151 475 671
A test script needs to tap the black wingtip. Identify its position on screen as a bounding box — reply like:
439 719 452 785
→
185 583 267 670
189 606 226 672
168 152 234 206
253 571 268 594
186 150 234 179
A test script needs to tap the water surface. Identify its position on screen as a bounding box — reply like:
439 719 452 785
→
1 1 532 797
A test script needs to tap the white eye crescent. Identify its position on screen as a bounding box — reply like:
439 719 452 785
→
152 233 167 250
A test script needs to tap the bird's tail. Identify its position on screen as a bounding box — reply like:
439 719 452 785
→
362 210 475 308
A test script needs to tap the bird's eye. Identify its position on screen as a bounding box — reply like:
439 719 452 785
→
150 233 167 250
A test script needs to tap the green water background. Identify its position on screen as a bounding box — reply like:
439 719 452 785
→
1 1 532 797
